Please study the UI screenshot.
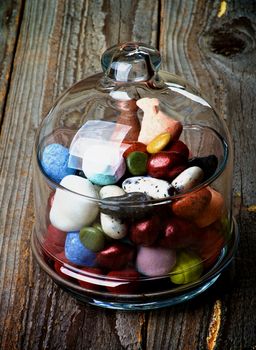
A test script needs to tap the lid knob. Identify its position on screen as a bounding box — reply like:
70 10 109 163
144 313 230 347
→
101 42 161 83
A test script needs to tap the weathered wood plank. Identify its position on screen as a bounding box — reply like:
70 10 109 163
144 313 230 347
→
1 0 256 349
0 1 159 349
0 0 24 127
157 0 256 349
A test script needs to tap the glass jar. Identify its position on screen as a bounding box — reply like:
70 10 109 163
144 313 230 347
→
32 42 239 310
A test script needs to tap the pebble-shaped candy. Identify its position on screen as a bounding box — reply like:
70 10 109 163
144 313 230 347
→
166 140 189 159
130 215 161 246
65 232 96 266
146 132 171 154
96 243 135 270
126 151 148 176
79 226 105 252
188 155 218 181
99 192 153 219
122 176 172 199
147 151 187 180
122 141 147 158
170 251 203 285
41 143 76 183
194 188 224 228
44 225 67 255
99 185 125 199
171 187 212 220
100 213 127 239
49 175 99 232
136 246 176 277
82 144 126 185
158 217 199 249
171 166 204 193
192 223 225 268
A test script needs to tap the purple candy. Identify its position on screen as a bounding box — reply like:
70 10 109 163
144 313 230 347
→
136 246 176 277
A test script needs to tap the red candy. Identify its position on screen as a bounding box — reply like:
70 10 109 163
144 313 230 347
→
78 267 103 290
96 243 135 270
158 217 199 249
129 215 161 246
166 140 189 159
122 141 147 158
147 151 187 180
106 268 140 294
44 224 66 255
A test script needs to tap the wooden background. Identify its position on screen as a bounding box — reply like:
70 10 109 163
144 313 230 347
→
1 0 256 349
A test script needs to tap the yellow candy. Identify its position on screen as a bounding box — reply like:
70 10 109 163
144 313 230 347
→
170 251 203 285
146 132 171 154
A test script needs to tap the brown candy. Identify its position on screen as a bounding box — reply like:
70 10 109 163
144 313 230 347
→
122 141 147 158
129 215 161 246
96 243 135 270
171 187 212 220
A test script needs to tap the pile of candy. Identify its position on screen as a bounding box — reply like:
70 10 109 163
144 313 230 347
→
41 97 227 294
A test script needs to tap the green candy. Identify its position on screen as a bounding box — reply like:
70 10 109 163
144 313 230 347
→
79 226 105 252
126 151 148 176
170 251 203 285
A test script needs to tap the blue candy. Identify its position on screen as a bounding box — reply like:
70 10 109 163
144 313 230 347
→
41 143 75 183
65 232 96 266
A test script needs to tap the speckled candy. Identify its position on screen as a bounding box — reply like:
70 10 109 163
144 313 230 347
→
136 246 176 277
41 143 76 183
100 213 127 239
171 187 212 220
49 175 99 231
170 251 203 285
65 232 96 266
122 176 172 199
171 166 204 193
126 151 148 175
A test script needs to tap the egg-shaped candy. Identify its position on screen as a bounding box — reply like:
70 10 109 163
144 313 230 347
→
129 215 161 246
136 246 176 277
170 251 203 285
96 243 135 270
171 166 204 193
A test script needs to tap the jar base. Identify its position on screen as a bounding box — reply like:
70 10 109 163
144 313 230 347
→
31 218 239 310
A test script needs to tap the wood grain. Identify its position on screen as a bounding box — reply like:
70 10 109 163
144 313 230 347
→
0 0 23 126
0 0 256 349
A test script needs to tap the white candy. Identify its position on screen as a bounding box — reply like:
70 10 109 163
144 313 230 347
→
99 185 125 199
82 144 126 185
50 175 99 231
171 166 204 193
100 213 127 239
122 176 172 199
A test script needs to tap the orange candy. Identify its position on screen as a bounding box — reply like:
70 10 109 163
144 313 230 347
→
171 187 212 220
194 188 224 228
